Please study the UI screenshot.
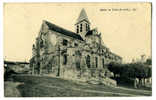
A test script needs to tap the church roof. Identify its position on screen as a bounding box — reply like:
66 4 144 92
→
76 8 90 24
45 21 83 41
85 30 93 36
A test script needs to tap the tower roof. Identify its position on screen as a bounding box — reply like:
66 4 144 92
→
76 8 90 24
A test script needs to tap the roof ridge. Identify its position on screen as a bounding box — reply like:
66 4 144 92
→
44 20 83 41
44 20 76 34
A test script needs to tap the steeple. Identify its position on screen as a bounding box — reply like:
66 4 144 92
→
75 8 91 39
76 8 90 24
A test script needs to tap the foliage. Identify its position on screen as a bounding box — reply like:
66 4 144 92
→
120 64 136 79
145 58 152 65
108 62 122 77
108 62 152 80
147 66 152 78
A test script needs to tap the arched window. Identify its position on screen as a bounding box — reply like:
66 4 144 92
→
63 39 68 46
63 55 67 65
40 39 44 48
77 25 79 33
76 61 80 70
86 55 90 68
102 58 105 68
88 24 90 30
74 43 78 47
95 57 98 68
86 23 88 31
80 24 82 32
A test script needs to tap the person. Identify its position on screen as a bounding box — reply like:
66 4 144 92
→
134 78 139 88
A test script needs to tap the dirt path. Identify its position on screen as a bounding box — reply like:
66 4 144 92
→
115 86 151 93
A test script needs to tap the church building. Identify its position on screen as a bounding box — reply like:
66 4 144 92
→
30 8 122 80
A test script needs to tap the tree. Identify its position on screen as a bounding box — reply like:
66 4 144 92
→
131 63 150 86
147 67 152 78
145 58 152 65
108 62 122 78
120 64 136 79
108 62 151 86
108 61 152 87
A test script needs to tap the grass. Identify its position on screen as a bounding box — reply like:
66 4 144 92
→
4 74 152 97
4 82 21 97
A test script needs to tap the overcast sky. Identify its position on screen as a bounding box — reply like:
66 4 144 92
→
4 3 151 62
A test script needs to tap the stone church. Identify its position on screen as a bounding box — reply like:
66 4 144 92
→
30 8 122 81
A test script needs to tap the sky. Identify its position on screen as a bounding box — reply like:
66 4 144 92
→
4 3 151 62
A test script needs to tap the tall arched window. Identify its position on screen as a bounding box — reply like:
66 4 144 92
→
86 23 88 31
80 24 82 32
88 24 90 31
86 55 90 68
77 25 79 33
95 57 98 68
102 58 105 68
63 55 67 65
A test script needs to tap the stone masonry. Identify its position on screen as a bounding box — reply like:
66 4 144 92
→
30 8 122 86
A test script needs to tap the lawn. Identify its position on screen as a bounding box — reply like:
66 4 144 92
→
4 74 152 97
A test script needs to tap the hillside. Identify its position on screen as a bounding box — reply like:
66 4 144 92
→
4 75 152 97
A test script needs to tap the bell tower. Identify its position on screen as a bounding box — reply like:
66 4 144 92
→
75 8 90 39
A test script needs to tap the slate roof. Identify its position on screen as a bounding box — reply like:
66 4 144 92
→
76 8 90 24
45 21 83 41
